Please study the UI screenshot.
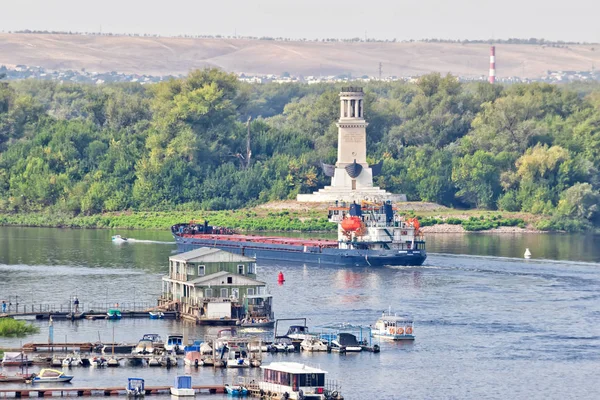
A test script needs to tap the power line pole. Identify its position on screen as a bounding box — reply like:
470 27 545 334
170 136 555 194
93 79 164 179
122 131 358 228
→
378 62 383 80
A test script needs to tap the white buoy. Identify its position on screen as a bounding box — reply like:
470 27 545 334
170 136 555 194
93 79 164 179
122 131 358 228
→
524 248 532 259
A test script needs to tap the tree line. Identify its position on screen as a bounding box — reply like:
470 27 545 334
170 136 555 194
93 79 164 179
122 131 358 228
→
1 70 600 230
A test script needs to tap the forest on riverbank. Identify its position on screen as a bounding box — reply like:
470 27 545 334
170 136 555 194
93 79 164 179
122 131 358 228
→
1 70 600 231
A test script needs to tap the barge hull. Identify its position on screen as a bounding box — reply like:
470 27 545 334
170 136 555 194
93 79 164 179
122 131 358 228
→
174 236 426 267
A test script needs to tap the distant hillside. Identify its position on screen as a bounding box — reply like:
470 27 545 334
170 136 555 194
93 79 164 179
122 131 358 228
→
1 33 599 78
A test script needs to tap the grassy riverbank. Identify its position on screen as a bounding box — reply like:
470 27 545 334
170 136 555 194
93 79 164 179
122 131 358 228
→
0 200 574 232
0 319 40 338
0 209 335 232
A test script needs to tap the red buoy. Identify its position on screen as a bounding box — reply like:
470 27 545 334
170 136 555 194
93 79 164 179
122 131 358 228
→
278 271 285 284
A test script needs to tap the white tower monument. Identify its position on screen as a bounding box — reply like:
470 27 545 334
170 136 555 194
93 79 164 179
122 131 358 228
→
297 87 405 202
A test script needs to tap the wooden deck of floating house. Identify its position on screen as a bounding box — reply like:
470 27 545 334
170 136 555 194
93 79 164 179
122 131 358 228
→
0 385 226 397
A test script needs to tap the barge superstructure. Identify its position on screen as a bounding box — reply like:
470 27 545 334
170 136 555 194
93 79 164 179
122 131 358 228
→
171 201 426 267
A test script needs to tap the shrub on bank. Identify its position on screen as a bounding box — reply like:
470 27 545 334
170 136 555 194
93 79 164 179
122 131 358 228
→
0 318 40 337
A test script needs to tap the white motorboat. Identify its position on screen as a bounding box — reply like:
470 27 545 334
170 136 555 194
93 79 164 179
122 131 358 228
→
258 362 343 400
372 310 415 341
165 334 184 354
286 325 312 342
133 334 163 354
170 376 195 397
269 338 295 353
112 235 128 243
32 369 74 383
107 357 120 367
184 351 203 367
226 346 250 368
90 357 107 368
300 336 329 352
147 357 161 367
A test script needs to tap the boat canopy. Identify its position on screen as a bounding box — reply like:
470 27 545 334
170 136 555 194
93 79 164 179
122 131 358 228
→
174 376 192 389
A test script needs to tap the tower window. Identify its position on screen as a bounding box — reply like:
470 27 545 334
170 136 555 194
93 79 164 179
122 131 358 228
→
350 100 356 117
358 100 362 118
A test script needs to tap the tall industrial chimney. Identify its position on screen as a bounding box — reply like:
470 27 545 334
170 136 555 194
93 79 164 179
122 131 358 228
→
489 46 496 84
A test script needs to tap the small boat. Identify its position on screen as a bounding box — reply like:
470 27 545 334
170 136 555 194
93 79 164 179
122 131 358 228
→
258 362 343 399
126 378 145 398
133 334 163 354
286 325 311 341
372 310 415 341
170 376 195 397
32 369 74 383
224 384 248 396
148 311 164 319
332 333 362 352
300 336 329 352
112 235 128 243
147 357 161 367
199 342 213 355
165 334 184 354
524 248 532 259
160 353 178 367
62 357 72 367
90 357 107 368
184 351 203 367
107 309 122 320
269 338 295 353
1 352 33 367
51 356 63 367
226 351 250 368
107 357 120 367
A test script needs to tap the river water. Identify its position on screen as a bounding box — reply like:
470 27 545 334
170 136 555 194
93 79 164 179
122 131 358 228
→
1 227 599 399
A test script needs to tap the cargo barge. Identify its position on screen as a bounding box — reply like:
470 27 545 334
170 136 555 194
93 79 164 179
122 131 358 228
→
172 201 426 267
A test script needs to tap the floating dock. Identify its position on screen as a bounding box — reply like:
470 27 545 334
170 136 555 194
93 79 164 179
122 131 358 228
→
0 385 225 397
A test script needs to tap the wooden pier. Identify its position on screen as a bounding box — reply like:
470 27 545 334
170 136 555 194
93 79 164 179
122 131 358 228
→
0 385 225 398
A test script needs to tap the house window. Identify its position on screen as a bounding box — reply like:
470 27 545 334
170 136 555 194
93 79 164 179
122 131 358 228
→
227 277 233 284
205 288 213 298
247 288 255 296
187 265 194 275
198 265 205 276
220 288 228 298
248 263 256 274
231 288 239 299
257 286 266 295
238 264 245 275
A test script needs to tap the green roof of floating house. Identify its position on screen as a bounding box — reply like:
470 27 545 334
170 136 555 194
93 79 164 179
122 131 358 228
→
169 248 256 263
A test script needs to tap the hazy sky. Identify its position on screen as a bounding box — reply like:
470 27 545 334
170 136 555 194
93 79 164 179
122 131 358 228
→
1 0 598 43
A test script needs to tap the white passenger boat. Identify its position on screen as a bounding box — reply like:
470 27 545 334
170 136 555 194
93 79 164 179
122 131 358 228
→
372 311 415 340
258 362 343 400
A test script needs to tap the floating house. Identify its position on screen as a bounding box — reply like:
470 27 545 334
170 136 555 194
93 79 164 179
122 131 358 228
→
160 248 272 324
